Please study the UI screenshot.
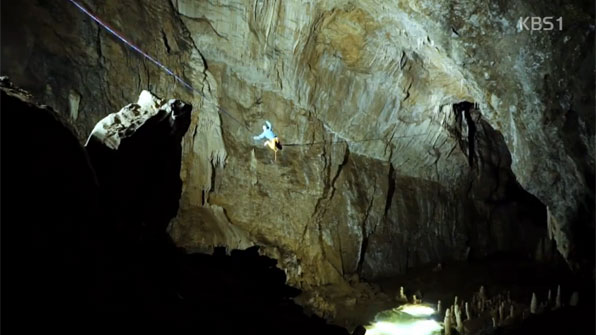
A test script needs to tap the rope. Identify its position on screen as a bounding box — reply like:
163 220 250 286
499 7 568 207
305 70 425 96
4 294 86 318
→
284 138 381 147
67 0 249 130
284 133 428 147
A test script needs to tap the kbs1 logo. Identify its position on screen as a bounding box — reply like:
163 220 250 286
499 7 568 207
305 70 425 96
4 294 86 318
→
518 17 563 32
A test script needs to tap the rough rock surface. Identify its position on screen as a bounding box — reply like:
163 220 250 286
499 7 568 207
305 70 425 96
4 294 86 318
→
2 0 593 299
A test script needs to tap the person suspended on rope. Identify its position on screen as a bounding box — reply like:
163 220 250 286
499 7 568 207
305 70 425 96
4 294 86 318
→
253 120 282 161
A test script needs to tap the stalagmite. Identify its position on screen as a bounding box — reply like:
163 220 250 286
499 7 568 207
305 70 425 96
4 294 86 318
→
454 296 458 307
479 286 486 300
492 317 497 328
509 305 514 319
412 294 421 304
547 289 552 302
437 300 442 314
444 308 452 335
555 285 561 309
498 302 504 321
530 292 537 314
465 302 471 320
399 286 407 302
539 301 547 313
454 304 463 333
569 291 579 307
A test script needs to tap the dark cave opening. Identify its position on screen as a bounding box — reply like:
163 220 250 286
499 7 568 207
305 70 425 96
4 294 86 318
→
451 101 550 262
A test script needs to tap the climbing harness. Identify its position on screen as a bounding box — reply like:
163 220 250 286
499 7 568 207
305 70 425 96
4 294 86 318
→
67 0 249 131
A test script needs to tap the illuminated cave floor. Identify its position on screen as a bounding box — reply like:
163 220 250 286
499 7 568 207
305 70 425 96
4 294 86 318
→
327 254 594 334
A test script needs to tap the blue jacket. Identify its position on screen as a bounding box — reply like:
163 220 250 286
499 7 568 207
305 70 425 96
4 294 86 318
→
253 121 277 140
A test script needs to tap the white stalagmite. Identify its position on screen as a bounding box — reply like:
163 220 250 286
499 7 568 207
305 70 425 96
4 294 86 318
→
444 308 452 335
465 302 471 320
569 291 579 307
412 294 421 304
454 304 463 333
437 300 442 314
547 289 552 302
492 317 497 328
509 304 514 319
555 285 561 308
498 302 504 321
399 286 407 301
530 292 538 314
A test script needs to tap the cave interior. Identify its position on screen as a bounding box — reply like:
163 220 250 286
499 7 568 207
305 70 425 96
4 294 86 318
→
1 0 594 334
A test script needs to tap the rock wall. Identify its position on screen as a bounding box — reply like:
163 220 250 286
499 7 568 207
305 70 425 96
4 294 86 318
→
2 0 593 290
2 80 354 334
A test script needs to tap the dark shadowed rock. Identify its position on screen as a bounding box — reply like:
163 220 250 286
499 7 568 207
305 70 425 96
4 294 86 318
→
1 77 100 331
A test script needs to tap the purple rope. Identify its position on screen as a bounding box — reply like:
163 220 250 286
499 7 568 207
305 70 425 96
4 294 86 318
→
67 0 248 129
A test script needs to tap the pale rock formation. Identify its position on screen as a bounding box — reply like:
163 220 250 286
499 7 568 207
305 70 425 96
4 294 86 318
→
86 90 180 149
454 304 464 333
444 308 452 335
530 292 537 314
398 286 407 302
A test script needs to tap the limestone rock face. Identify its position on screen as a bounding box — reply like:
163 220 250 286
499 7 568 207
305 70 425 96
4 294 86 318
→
2 0 593 293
